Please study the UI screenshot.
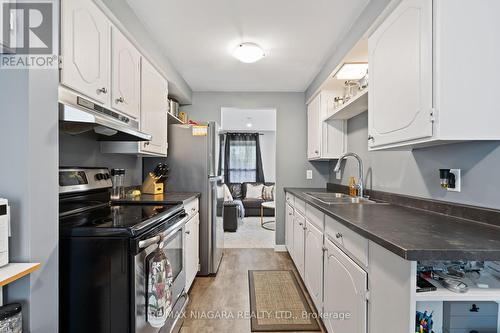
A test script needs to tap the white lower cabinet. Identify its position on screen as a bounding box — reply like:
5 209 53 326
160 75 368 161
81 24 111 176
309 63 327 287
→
304 221 323 311
293 212 306 278
185 212 199 291
323 238 368 333
285 203 294 253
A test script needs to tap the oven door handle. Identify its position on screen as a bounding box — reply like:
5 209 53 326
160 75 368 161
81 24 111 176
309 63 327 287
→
138 235 161 249
138 214 189 249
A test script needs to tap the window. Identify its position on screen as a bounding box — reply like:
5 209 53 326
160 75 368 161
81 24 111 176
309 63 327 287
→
220 133 265 184
228 139 257 183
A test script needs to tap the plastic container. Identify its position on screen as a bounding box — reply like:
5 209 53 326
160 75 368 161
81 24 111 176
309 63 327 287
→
0 303 22 333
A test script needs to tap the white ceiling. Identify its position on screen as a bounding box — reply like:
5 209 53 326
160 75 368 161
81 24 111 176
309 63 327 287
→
221 108 276 131
126 0 370 92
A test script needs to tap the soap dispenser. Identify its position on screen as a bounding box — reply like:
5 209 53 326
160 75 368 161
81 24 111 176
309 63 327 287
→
348 177 357 197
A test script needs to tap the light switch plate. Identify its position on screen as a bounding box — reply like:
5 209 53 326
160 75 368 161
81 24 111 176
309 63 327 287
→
306 170 313 180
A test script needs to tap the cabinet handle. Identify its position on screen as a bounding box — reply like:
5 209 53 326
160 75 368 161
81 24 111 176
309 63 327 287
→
303 226 307 231
97 87 108 94
144 142 150 146
115 96 125 103
185 230 191 235
335 232 343 239
298 222 303 226
314 150 319 154
367 135 374 141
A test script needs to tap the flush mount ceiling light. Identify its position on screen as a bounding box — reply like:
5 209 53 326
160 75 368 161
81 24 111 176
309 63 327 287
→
233 43 265 63
335 62 368 80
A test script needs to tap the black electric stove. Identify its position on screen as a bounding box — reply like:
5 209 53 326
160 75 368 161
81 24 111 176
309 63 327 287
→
59 167 189 333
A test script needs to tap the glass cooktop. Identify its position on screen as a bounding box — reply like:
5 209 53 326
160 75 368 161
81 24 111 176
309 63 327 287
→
59 203 183 237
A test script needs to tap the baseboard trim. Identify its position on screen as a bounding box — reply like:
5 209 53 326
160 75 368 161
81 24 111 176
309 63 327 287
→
274 244 287 252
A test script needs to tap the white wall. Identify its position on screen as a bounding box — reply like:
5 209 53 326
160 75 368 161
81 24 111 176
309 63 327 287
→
180 92 330 245
0 46 59 333
330 112 500 210
259 131 276 182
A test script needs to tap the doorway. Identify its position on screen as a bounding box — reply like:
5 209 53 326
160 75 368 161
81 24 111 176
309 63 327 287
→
219 107 277 249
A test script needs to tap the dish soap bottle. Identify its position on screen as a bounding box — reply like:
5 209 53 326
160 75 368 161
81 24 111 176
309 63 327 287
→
348 177 358 197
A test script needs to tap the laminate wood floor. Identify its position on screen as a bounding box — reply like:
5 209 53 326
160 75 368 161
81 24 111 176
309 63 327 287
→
180 248 325 333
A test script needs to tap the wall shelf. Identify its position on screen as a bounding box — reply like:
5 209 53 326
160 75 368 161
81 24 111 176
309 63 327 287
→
323 89 368 121
167 112 184 124
415 273 500 302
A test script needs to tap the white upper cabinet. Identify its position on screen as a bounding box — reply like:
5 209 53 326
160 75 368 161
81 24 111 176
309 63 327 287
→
111 27 141 119
139 58 169 156
307 91 346 160
307 95 321 159
368 0 432 148
369 0 500 150
61 0 110 104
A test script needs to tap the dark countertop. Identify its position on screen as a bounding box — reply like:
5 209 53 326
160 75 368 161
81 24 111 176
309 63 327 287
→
285 188 500 261
113 192 200 205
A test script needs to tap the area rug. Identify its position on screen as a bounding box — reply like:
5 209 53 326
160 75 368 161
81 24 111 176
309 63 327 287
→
248 270 321 332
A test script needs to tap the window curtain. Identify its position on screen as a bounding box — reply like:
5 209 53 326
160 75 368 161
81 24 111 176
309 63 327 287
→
221 133 265 184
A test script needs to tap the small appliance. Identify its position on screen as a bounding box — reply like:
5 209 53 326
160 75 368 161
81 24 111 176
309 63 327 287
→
0 198 10 267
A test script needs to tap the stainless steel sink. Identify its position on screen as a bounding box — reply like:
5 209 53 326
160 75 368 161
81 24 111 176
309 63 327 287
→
304 192 378 205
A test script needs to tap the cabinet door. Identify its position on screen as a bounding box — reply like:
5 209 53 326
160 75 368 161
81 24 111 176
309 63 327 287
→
323 238 367 333
140 58 168 156
285 203 294 254
61 0 110 104
111 27 141 119
304 221 323 311
368 0 433 148
293 212 305 278
185 213 199 291
307 95 321 159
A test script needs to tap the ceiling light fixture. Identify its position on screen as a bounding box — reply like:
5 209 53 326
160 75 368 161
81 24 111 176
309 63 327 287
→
335 62 368 80
233 43 265 63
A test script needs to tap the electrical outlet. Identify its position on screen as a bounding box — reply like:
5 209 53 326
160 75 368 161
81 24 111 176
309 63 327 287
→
336 170 342 180
447 169 461 192
306 170 313 180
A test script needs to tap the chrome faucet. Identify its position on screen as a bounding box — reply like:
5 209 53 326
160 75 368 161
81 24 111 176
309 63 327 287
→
333 152 364 198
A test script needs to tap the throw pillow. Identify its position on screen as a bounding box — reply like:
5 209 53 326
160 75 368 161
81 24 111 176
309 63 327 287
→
223 184 233 202
245 183 264 199
262 185 274 201
229 183 242 199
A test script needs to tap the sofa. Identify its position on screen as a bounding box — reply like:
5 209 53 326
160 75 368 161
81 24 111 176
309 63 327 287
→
227 182 275 217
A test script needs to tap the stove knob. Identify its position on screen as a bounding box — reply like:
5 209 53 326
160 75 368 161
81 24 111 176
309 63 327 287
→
95 173 104 181
103 173 110 180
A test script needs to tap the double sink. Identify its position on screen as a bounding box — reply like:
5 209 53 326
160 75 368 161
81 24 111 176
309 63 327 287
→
304 192 382 205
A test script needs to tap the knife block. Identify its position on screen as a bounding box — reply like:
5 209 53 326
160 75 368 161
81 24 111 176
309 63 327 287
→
142 174 164 195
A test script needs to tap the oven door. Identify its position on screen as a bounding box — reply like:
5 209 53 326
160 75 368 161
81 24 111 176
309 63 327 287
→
133 216 187 333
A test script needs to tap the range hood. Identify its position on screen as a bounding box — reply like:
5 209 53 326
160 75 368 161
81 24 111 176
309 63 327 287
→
58 88 151 142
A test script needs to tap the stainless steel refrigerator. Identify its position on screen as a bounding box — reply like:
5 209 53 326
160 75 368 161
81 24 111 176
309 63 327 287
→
164 122 224 276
